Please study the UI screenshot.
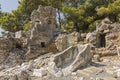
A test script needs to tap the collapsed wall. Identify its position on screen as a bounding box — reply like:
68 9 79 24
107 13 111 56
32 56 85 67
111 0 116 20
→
0 31 25 67
55 31 80 51
87 18 120 57
25 5 57 60
0 5 57 66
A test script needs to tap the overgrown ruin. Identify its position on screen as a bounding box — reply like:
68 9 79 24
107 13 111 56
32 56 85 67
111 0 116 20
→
0 5 120 80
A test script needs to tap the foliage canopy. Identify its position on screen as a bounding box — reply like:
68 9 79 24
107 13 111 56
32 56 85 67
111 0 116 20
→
0 0 120 32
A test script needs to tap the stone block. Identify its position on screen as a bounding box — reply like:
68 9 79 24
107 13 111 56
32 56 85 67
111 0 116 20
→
15 31 23 38
33 68 47 77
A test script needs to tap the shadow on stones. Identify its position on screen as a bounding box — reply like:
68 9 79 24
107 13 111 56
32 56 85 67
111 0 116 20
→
90 62 106 68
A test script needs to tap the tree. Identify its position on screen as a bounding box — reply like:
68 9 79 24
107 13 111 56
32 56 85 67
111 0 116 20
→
0 0 119 33
0 0 63 32
97 0 120 22
0 4 1 16
0 12 18 32
12 0 46 31
62 0 102 32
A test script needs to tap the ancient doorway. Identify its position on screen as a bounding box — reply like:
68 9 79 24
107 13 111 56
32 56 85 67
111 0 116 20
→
99 33 106 47
41 42 45 48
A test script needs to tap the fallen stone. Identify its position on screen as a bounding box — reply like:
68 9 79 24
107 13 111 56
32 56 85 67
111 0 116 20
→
48 44 92 76
15 30 23 38
33 68 47 77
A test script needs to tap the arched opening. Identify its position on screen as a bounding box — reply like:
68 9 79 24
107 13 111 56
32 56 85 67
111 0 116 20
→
100 34 106 47
41 42 45 48
97 33 106 48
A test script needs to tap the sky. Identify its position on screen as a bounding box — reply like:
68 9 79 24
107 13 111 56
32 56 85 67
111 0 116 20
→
0 0 18 35
0 0 18 12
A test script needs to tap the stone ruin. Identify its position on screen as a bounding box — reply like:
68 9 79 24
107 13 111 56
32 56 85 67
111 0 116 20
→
0 5 92 80
85 18 120 61
1 5 120 80
25 5 57 60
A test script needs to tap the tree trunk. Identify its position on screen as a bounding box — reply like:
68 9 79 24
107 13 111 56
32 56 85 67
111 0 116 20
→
73 0 79 32
114 15 117 22
57 9 61 29
74 22 79 32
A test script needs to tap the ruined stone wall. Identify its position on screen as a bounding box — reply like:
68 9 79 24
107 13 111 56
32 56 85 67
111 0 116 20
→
55 32 80 51
87 18 120 57
0 5 57 65
28 5 56 46
25 5 57 60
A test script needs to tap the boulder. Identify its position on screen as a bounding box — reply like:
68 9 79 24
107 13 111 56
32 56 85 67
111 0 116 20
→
47 62 63 77
48 44 92 76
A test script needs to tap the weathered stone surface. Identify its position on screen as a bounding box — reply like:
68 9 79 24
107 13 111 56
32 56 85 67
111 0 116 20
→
33 68 47 77
0 48 25 68
2 31 15 39
25 5 57 60
48 44 92 76
47 62 63 77
0 30 26 68
81 33 87 38
86 32 97 46
55 34 68 51
2 5 120 80
89 18 117 48
85 18 120 58
17 71 30 80
0 38 15 53
117 47 120 56
106 33 116 40
55 32 80 51
93 54 101 62
15 30 24 38
68 31 80 45
77 66 103 77
28 5 56 42
0 75 18 80
95 77 116 80
0 54 51 80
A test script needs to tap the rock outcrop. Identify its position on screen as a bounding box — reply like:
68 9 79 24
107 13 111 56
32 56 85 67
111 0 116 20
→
48 44 92 76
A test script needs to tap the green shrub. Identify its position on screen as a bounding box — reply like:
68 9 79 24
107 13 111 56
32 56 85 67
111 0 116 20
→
88 20 101 32
23 21 30 32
